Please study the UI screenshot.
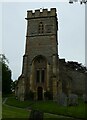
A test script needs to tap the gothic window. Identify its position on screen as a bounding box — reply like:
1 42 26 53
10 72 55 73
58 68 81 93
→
41 70 45 83
36 69 45 83
36 70 40 83
38 22 44 33
34 55 46 84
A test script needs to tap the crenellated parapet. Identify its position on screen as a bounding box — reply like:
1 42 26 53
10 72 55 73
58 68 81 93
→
26 8 57 19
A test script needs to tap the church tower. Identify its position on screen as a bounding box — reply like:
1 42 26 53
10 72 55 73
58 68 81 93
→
16 8 59 101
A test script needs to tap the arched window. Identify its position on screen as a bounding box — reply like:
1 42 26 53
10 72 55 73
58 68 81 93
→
33 55 47 83
38 22 44 33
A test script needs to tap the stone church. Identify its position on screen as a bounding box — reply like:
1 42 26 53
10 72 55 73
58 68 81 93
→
15 8 86 101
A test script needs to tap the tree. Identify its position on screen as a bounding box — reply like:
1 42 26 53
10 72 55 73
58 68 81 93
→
66 61 87 72
0 54 12 95
11 80 18 92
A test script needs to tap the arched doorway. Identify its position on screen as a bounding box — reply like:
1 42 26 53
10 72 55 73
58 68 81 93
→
37 87 43 100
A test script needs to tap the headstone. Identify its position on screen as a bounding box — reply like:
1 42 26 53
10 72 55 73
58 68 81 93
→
57 93 67 106
29 110 43 120
68 94 78 106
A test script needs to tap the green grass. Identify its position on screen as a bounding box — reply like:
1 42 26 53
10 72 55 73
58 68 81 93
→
2 104 29 118
4 97 87 119
30 100 86 119
2 104 65 119
5 97 34 108
44 114 64 120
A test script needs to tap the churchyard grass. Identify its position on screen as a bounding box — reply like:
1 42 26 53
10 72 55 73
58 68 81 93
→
2 104 65 119
4 96 86 119
30 100 86 119
5 97 34 108
2 104 29 118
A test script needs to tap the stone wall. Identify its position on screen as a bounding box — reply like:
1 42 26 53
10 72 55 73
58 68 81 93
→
59 59 86 95
68 70 85 95
17 8 59 101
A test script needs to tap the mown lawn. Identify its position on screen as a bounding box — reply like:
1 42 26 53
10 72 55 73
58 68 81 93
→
30 100 86 119
2 104 64 119
5 97 34 108
2 104 29 119
4 97 86 119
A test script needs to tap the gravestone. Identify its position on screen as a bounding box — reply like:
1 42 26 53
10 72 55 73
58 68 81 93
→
68 94 78 106
29 110 43 120
57 92 67 106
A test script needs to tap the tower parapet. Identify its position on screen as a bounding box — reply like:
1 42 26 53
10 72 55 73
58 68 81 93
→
26 8 57 19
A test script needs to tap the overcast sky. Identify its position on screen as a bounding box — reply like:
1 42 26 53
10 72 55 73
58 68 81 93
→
1 2 85 80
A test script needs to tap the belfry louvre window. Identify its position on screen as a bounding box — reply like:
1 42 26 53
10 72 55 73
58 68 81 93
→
38 22 44 33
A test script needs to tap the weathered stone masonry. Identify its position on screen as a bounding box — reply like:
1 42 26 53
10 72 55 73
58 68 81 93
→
16 8 60 101
15 8 87 101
